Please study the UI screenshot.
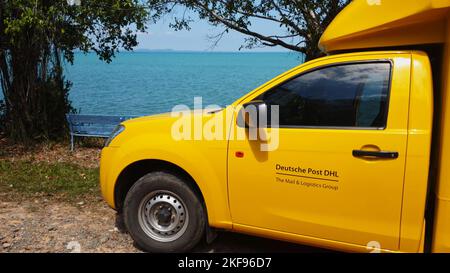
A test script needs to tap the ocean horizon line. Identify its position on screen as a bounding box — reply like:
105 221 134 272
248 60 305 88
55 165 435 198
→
74 49 300 54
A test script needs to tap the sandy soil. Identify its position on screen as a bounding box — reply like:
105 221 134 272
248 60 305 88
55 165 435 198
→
0 195 138 253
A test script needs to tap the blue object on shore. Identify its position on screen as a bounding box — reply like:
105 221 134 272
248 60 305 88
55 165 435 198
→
66 114 137 151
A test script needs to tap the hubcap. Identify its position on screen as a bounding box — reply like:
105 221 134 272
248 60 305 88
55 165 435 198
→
138 191 189 242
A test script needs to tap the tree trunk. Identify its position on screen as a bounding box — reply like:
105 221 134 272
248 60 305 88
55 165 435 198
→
0 36 72 142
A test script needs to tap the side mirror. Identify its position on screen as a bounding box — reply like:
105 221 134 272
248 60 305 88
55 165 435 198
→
237 100 268 128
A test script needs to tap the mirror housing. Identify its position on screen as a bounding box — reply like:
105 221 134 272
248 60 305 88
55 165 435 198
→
237 100 268 128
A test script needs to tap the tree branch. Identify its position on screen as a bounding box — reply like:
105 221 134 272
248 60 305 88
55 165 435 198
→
194 1 304 52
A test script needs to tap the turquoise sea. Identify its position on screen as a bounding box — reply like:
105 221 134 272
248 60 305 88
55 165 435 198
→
1 52 302 116
66 52 301 116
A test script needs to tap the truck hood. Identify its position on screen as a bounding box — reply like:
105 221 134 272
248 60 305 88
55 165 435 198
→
122 107 225 126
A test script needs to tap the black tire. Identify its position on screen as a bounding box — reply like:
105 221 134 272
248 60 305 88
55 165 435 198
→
124 171 206 253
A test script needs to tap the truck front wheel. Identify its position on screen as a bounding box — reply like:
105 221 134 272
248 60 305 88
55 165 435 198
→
123 172 206 253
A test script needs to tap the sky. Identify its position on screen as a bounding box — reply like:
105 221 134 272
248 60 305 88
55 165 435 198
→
135 11 291 52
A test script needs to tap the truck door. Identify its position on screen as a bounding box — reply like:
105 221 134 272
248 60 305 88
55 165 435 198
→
228 54 412 250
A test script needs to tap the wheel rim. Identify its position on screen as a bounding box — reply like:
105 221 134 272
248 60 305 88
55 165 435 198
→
138 190 189 242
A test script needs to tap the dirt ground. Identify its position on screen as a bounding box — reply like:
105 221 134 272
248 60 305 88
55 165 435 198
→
0 193 325 253
0 194 138 253
0 139 138 253
0 138 101 168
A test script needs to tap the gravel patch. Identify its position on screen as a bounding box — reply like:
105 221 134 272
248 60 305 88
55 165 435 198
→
0 197 138 253
0 195 324 253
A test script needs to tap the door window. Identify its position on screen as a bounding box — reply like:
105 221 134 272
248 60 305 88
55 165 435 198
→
256 62 392 128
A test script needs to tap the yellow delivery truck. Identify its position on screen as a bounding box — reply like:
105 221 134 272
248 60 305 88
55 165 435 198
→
99 0 450 253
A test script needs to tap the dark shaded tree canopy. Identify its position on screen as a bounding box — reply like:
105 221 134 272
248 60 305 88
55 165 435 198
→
0 0 149 142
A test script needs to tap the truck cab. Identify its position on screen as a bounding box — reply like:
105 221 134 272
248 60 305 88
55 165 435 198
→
100 0 450 253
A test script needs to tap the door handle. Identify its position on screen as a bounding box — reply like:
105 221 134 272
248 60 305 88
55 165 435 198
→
352 150 399 159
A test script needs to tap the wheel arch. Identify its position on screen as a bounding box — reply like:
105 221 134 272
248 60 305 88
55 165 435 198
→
114 159 206 213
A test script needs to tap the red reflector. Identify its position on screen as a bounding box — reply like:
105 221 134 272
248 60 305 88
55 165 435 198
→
235 151 244 158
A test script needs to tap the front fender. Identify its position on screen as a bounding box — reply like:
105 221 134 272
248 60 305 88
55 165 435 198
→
100 133 232 229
